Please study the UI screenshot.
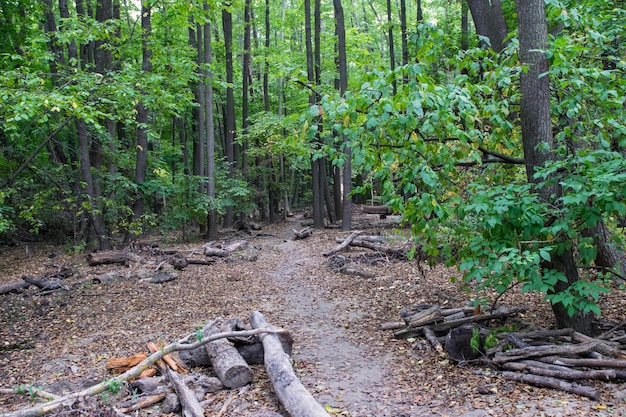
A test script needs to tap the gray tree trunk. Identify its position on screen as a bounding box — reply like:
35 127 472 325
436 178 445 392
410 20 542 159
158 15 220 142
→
516 0 595 335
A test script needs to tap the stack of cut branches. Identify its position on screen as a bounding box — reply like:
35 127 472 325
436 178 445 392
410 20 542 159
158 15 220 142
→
382 303 626 400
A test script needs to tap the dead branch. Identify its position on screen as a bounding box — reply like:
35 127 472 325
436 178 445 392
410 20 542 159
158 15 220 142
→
323 231 362 257
293 227 313 240
1 327 284 417
166 367 204 417
500 371 600 400
117 392 167 414
502 361 622 381
492 340 622 365
423 326 445 356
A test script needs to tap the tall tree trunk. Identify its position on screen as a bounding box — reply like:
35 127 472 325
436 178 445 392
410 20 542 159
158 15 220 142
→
241 0 251 183
334 0 352 231
386 0 396 95
516 0 595 335
305 0 323 228
399 0 408 68
222 4 236 226
204 9 218 240
461 0 469 51
128 1 152 242
263 0 270 113
467 0 508 53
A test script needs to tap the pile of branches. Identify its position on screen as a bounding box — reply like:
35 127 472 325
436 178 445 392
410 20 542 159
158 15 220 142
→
2 312 331 417
382 304 626 400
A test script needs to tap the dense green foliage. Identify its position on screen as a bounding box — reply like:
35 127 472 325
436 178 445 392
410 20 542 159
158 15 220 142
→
0 0 624 319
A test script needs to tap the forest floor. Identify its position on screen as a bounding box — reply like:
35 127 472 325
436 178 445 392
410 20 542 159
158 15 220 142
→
1 211 625 416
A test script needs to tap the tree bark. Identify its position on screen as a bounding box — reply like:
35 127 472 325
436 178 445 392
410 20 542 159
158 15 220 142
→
467 0 509 52
205 323 253 388
516 0 595 335
250 311 330 417
500 371 599 400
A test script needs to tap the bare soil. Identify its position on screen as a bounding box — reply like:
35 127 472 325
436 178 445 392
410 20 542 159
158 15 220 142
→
1 213 625 416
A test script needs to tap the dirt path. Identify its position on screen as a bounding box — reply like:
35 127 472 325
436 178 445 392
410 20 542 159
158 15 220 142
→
263 237 426 416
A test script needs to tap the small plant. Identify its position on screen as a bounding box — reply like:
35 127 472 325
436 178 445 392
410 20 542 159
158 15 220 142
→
195 329 203 342
470 328 482 353
104 379 122 395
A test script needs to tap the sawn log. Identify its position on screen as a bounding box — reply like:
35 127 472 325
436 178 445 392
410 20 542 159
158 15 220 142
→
205 323 253 388
250 311 330 417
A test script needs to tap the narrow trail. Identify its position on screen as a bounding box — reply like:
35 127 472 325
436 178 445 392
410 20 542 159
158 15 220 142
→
257 225 429 416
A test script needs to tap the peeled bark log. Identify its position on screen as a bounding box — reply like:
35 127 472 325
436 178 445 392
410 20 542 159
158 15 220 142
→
500 371 600 400
250 311 330 417
205 324 253 388
166 367 204 417
293 227 313 240
402 305 442 327
22 276 63 291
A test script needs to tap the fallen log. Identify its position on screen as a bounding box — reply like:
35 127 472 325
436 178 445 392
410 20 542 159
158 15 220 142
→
250 311 330 417
323 231 362 257
205 323 253 388
0 281 30 294
502 361 622 380
500 371 600 400
0 326 283 417
362 205 391 219
346 239 408 260
402 305 442 328
106 352 149 374
21 276 63 291
493 340 620 364
338 266 374 279
167 367 204 417
87 250 131 266
538 356 626 369
293 227 313 240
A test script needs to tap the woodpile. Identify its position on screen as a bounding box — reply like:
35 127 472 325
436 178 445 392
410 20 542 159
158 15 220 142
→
3 312 329 417
382 303 626 400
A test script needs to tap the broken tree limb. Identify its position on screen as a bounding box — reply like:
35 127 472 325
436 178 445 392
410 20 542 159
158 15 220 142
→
166 367 204 417
293 227 313 240
117 392 167 414
323 231 362 257
423 326 445 356
250 311 330 417
402 305 442 327
500 371 600 400
346 239 408 260
205 323 253 388
0 327 284 417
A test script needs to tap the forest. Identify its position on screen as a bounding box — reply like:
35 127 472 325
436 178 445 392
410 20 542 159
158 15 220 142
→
0 0 625 338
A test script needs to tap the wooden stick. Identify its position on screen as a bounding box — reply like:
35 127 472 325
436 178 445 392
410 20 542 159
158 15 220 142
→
423 326 445 356
500 371 600 400
117 392 167 413
167 367 204 417
502 361 620 380
323 231 362 256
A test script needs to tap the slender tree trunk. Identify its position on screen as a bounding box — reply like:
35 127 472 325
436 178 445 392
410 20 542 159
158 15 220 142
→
304 0 324 228
516 0 594 335
204 8 218 240
461 0 469 51
334 0 352 231
399 0 408 68
386 0 396 95
222 5 236 226
127 1 152 242
241 0 251 183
